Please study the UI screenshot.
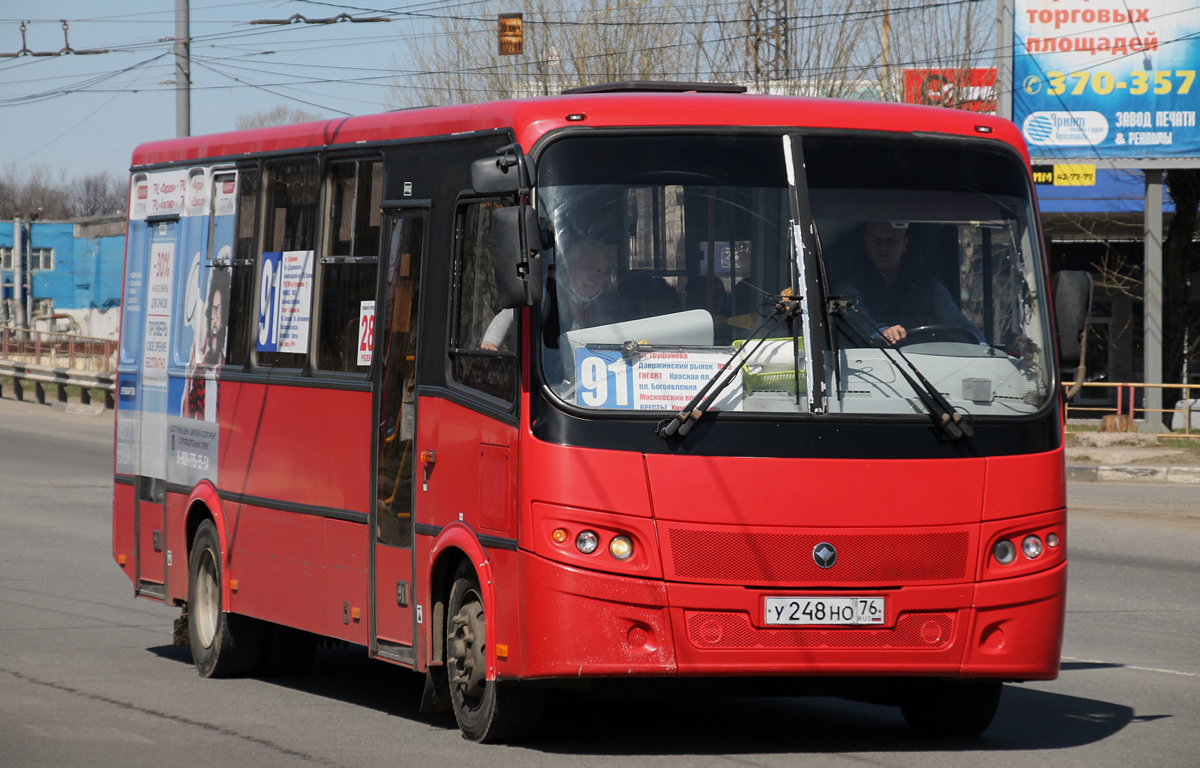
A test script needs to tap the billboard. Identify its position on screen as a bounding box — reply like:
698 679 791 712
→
1013 0 1200 160
903 68 996 113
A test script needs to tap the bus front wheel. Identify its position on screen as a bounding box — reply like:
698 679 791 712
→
187 519 264 678
446 563 542 742
899 679 1003 736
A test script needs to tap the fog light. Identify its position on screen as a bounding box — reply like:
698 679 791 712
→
576 530 599 554
1022 535 1043 559
552 527 569 544
1046 532 1060 548
609 535 633 561
994 539 1016 565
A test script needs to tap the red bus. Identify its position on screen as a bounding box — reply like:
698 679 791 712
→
113 82 1066 742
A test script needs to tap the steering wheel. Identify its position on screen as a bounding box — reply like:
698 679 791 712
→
898 324 980 346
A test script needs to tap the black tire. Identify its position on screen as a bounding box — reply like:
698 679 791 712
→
900 679 1003 736
187 519 265 678
446 564 543 742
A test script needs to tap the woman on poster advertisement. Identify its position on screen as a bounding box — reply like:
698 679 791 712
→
181 252 231 420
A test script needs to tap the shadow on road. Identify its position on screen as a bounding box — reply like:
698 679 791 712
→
148 644 1138 754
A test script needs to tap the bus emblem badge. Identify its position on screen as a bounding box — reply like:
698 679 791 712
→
813 543 837 569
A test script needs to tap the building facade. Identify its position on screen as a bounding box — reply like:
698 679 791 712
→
1 216 125 339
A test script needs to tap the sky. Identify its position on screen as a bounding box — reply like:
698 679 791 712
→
0 1 455 179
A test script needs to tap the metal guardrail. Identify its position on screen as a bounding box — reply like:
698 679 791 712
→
0 327 116 408
5 330 1195 427
1064 380 1197 438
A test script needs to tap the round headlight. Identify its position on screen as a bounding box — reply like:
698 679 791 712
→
576 530 599 555
1022 535 1043 559
994 539 1017 565
1046 532 1060 549
609 535 634 561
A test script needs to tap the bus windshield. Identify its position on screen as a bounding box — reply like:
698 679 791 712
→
535 133 1052 419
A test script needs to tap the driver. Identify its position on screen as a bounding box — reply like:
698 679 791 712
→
838 222 983 345
481 238 615 350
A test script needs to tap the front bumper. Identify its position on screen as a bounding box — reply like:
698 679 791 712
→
510 552 1065 681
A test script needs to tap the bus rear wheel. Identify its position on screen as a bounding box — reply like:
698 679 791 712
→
446 564 542 742
899 679 1003 736
188 519 264 678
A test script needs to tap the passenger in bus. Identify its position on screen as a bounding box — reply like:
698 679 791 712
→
836 221 983 346
619 272 680 321
481 239 615 350
685 275 732 344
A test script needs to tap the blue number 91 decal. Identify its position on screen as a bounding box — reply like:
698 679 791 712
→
575 348 632 409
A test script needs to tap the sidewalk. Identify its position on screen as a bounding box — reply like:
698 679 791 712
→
1065 429 1200 484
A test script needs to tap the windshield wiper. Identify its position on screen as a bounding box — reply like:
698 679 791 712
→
830 297 973 442
659 294 799 439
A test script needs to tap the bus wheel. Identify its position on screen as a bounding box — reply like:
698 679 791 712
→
899 679 1003 736
188 519 264 678
446 564 542 742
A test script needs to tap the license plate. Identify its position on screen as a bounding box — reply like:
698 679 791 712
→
764 597 886 626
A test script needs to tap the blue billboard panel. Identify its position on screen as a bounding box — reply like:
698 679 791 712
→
1013 0 1200 160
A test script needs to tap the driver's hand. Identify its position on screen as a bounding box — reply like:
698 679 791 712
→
882 325 906 345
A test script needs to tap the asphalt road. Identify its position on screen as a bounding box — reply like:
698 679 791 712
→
2 397 1198 767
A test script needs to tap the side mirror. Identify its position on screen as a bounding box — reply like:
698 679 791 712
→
491 206 543 308
471 144 535 194
1051 270 1093 366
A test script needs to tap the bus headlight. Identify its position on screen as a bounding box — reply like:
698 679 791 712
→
576 530 599 555
1022 535 1043 559
993 539 1017 565
609 535 634 561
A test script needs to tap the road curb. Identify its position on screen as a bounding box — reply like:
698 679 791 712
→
1067 465 1200 484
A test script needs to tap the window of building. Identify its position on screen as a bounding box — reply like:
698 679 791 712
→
256 158 318 369
317 159 383 372
448 201 516 403
1 247 54 271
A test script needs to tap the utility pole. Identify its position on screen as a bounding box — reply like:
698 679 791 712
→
747 0 789 93
1144 171 1164 433
13 217 25 331
24 218 32 329
881 0 893 101
175 0 190 137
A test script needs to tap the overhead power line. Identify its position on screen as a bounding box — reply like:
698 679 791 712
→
249 13 389 25
0 20 109 58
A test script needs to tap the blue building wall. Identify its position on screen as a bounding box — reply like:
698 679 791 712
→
2 218 126 336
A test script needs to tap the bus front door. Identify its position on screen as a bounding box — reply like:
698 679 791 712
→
370 208 426 664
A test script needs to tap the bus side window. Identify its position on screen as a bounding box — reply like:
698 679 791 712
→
225 166 260 368
256 158 318 370
448 201 516 404
316 159 382 373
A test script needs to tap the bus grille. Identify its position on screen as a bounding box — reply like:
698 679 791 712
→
685 611 955 650
667 529 970 584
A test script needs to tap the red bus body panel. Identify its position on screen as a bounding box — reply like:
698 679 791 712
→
130 94 1030 172
506 439 1065 680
